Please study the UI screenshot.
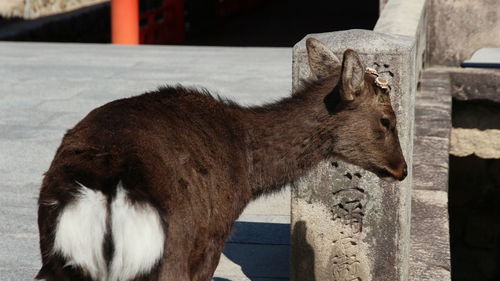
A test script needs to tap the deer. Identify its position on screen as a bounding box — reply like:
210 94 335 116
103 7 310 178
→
36 38 407 281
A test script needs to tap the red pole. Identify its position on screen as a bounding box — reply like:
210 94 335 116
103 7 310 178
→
111 0 139 44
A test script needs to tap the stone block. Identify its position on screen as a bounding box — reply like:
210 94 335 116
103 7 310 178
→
375 0 427 38
374 0 428 83
427 0 500 66
412 68 451 192
291 30 415 281
450 128 500 159
449 68 500 104
414 108 451 138
412 136 447 167
412 163 448 191
410 68 451 280
409 190 451 281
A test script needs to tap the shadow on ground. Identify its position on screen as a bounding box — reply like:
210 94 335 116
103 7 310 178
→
290 221 315 281
221 221 291 280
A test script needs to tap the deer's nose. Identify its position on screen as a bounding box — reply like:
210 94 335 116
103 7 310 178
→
387 162 407 181
397 162 408 181
401 165 408 180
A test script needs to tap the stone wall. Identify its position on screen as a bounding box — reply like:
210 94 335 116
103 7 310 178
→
411 69 452 280
290 0 437 280
427 0 500 66
291 29 416 281
425 68 500 160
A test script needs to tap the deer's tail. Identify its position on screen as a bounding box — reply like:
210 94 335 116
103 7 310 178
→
37 181 165 281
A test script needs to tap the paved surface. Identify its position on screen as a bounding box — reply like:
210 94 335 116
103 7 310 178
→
0 42 292 281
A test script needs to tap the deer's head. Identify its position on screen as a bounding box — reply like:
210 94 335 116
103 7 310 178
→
306 38 407 181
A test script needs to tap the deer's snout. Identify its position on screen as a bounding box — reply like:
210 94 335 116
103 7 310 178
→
387 162 407 181
400 164 408 181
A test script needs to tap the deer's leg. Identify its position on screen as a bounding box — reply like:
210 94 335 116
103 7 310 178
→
154 224 188 280
185 238 226 281
155 210 229 281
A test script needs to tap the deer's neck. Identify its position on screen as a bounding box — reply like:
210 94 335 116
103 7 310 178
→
243 80 339 196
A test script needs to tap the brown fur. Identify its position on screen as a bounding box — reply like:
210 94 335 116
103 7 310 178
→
37 39 406 281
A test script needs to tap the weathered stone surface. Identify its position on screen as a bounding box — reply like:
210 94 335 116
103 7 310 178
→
427 0 500 66
416 68 500 104
414 70 451 138
412 69 451 192
449 69 500 104
409 190 451 281
414 108 451 138
412 162 448 191
292 30 415 281
413 136 449 191
25 0 108 18
450 128 500 159
374 0 428 83
410 68 451 280
375 0 427 38
0 0 24 18
292 190 371 281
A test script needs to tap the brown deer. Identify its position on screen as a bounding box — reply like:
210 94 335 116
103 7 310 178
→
36 38 407 281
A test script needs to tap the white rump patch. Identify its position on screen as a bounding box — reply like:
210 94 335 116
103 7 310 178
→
108 184 165 281
53 182 165 281
53 181 108 280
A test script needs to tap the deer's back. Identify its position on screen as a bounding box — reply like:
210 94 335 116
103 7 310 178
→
42 89 248 239
38 86 253 280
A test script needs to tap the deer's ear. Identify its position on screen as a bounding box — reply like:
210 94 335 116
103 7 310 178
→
341 49 365 101
306 37 340 79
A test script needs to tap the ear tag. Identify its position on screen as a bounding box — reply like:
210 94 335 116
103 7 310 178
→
365 67 379 76
375 77 389 89
365 67 389 90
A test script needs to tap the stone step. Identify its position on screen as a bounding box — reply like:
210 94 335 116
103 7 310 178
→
410 68 452 280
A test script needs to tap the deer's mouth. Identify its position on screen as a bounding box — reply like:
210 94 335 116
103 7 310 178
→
376 168 394 179
376 166 407 181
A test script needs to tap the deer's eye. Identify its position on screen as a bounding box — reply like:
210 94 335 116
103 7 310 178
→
380 118 390 128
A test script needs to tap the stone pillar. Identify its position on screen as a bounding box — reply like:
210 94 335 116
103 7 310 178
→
291 29 415 281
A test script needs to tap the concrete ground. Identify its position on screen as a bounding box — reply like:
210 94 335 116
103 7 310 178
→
0 42 292 281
